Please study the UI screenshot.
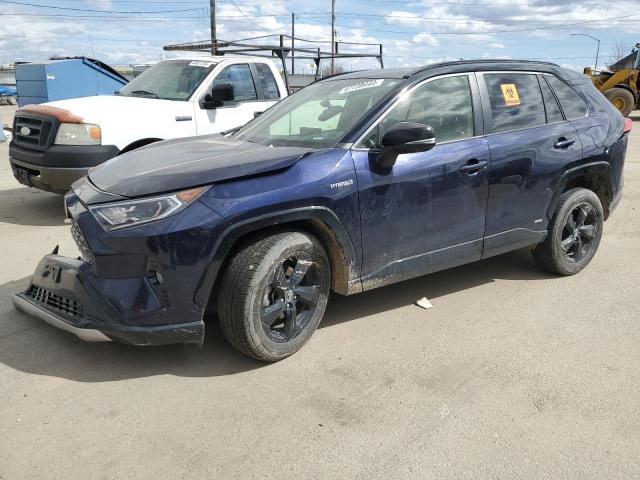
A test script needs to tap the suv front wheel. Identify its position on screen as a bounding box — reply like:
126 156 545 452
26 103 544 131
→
533 188 604 275
218 231 330 361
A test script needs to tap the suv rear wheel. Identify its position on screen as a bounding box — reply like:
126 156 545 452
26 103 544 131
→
218 231 330 361
533 188 604 275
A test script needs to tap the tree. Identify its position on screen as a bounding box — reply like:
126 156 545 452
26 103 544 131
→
611 41 631 64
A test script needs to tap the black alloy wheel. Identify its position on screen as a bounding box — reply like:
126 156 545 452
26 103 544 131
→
261 256 323 343
559 202 598 263
533 188 604 276
218 231 330 361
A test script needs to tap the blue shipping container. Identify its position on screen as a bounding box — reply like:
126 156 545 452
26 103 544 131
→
15 57 128 106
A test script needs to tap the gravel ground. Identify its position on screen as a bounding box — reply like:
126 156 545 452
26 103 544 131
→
0 105 639 479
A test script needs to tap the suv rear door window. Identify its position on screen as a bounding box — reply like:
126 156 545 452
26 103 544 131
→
255 63 280 100
484 73 546 133
212 64 257 102
539 75 564 123
545 76 588 119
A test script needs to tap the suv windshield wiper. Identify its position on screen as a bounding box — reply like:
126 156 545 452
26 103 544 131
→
129 90 159 98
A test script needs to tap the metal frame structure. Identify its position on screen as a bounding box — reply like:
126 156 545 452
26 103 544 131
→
163 34 384 93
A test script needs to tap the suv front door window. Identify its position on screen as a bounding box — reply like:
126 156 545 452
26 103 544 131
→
359 75 474 149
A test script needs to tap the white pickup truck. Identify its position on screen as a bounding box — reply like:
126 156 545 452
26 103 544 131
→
9 55 287 194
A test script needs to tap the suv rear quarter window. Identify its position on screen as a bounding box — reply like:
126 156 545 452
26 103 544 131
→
545 76 588 119
484 73 546 133
539 75 564 123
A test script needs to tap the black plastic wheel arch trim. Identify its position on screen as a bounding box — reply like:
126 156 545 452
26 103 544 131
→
545 161 612 221
193 206 360 308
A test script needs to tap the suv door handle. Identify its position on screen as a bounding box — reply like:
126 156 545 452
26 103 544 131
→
459 159 488 175
553 137 575 149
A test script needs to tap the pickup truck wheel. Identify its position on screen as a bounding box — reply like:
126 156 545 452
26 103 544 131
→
532 188 603 275
218 232 330 362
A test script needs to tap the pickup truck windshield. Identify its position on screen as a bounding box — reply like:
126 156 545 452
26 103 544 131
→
117 60 216 101
234 78 400 148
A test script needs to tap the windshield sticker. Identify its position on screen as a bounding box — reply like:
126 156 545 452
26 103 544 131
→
189 60 213 68
338 79 384 94
500 83 521 106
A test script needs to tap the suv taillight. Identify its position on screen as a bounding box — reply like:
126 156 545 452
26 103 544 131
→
624 118 633 134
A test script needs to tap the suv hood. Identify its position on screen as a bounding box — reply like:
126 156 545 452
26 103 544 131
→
88 135 313 197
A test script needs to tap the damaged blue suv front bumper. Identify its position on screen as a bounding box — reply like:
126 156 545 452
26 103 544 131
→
13 254 205 345
13 181 230 346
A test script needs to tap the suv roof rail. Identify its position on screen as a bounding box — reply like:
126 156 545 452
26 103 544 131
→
406 59 560 78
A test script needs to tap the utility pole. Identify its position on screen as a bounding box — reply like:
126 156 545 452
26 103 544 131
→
331 0 336 74
291 13 295 75
210 0 217 55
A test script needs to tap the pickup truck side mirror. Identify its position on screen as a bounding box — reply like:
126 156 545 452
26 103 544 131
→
376 122 436 168
200 83 235 110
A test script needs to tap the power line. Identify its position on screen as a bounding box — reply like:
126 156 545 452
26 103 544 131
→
0 0 205 13
296 12 639 23
225 0 260 28
4 10 640 25
313 13 640 35
229 0 633 4
29 0 637 3
0 12 275 20
0 13 211 20
1 33 599 50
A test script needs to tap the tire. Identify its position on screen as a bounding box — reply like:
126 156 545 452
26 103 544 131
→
604 88 635 117
218 231 330 362
532 188 604 276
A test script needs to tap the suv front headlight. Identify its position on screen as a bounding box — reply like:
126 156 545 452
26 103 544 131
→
55 123 102 145
89 186 208 230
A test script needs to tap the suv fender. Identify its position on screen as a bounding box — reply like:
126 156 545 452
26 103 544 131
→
194 206 361 309
547 161 612 220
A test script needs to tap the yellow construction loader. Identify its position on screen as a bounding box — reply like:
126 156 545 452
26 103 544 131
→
583 43 640 117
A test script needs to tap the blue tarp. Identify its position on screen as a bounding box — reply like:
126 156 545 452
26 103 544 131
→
0 85 16 96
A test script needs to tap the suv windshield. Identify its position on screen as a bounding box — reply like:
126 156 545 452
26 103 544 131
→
234 78 400 148
118 60 216 101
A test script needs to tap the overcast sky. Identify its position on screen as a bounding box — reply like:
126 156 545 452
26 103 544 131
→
1 0 639 73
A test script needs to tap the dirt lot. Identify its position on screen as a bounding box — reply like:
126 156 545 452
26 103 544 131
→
1 104 639 479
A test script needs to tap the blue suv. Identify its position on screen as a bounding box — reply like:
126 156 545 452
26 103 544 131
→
14 60 629 361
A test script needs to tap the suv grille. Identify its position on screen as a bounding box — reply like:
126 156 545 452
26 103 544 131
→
71 220 92 263
26 285 83 317
12 114 56 151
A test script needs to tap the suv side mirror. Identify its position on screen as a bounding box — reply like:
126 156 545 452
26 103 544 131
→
376 122 436 168
200 83 235 109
